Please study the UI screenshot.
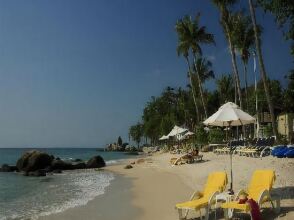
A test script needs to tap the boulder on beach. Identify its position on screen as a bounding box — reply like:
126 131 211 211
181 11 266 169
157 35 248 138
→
16 151 54 172
124 164 133 169
50 159 73 170
72 162 86 169
86 155 106 168
0 164 18 172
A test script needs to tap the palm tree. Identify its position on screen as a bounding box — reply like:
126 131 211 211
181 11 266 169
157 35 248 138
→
212 0 243 109
192 57 215 119
176 15 215 119
233 12 258 111
176 16 200 122
248 0 278 137
216 74 235 104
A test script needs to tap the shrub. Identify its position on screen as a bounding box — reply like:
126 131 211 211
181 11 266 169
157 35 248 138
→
195 126 208 147
208 128 225 144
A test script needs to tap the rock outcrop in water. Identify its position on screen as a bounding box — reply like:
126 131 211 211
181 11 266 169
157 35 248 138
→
86 155 106 168
0 164 18 172
0 150 106 177
16 151 54 172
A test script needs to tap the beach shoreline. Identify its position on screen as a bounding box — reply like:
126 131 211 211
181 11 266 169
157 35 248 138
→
41 152 294 220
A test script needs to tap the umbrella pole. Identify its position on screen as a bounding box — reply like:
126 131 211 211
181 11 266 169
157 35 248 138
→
230 150 233 192
228 121 234 194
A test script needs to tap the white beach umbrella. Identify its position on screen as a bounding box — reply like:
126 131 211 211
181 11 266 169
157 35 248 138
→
203 102 255 193
185 131 194 136
159 135 169 141
203 102 255 127
167 125 188 137
178 131 194 141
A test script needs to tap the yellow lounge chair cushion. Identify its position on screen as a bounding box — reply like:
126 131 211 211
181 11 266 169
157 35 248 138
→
247 170 275 201
176 172 227 210
203 172 228 196
176 197 208 209
221 201 251 212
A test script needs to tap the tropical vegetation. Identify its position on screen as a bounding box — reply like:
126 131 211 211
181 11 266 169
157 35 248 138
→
129 1 294 146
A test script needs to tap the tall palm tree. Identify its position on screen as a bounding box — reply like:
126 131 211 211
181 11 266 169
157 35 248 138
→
176 16 202 122
233 12 257 111
176 15 215 119
175 21 200 123
212 0 243 109
192 57 215 119
248 0 278 137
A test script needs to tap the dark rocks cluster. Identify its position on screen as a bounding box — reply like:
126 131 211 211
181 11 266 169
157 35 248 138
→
0 150 106 177
105 143 138 152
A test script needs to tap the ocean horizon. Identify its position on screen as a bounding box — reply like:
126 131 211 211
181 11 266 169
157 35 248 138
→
0 148 136 220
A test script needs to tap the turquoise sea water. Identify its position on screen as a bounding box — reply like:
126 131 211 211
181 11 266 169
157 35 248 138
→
0 148 135 220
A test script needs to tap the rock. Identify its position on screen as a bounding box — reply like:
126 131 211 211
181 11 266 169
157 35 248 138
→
28 169 46 177
72 162 86 169
73 158 82 162
136 158 145 164
124 164 133 169
130 161 135 165
16 151 33 171
51 159 73 170
16 151 53 172
86 156 105 168
52 169 62 174
0 164 17 172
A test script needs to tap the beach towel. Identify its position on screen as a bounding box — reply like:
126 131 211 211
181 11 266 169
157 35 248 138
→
247 198 262 220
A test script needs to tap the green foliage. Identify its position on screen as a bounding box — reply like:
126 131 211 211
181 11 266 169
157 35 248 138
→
195 125 209 146
264 123 273 137
175 14 215 57
216 74 235 104
129 123 143 147
283 70 294 112
208 128 225 144
129 2 292 144
258 0 294 56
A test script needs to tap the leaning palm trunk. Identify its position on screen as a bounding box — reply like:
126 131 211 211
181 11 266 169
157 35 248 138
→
186 57 200 123
227 32 243 110
193 55 208 119
242 61 249 110
248 0 278 138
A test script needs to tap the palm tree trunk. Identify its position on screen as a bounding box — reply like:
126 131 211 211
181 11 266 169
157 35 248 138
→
227 33 243 109
193 55 208 119
185 57 200 123
248 0 278 138
242 61 249 111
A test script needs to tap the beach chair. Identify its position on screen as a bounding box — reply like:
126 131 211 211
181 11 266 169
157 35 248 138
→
221 170 277 219
175 171 227 220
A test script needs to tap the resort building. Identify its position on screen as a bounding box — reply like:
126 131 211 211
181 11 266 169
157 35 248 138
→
277 113 294 143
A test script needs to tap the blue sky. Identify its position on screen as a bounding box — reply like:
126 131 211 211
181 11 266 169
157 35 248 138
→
0 0 292 147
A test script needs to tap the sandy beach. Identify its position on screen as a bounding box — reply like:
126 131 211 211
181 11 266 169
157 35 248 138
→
42 152 294 220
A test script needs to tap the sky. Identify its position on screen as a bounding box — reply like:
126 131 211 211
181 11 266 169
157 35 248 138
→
0 0 292 148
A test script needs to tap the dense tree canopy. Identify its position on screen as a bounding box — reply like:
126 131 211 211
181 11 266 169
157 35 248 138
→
128 1 293 145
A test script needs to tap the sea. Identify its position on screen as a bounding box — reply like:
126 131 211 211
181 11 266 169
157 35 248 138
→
0 148 136 220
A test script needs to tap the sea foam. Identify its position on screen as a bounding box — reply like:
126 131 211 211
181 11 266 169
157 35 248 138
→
0 170 114 220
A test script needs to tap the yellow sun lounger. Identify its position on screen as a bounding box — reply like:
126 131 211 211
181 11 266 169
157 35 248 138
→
221 169 277 219
176 171 228 220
